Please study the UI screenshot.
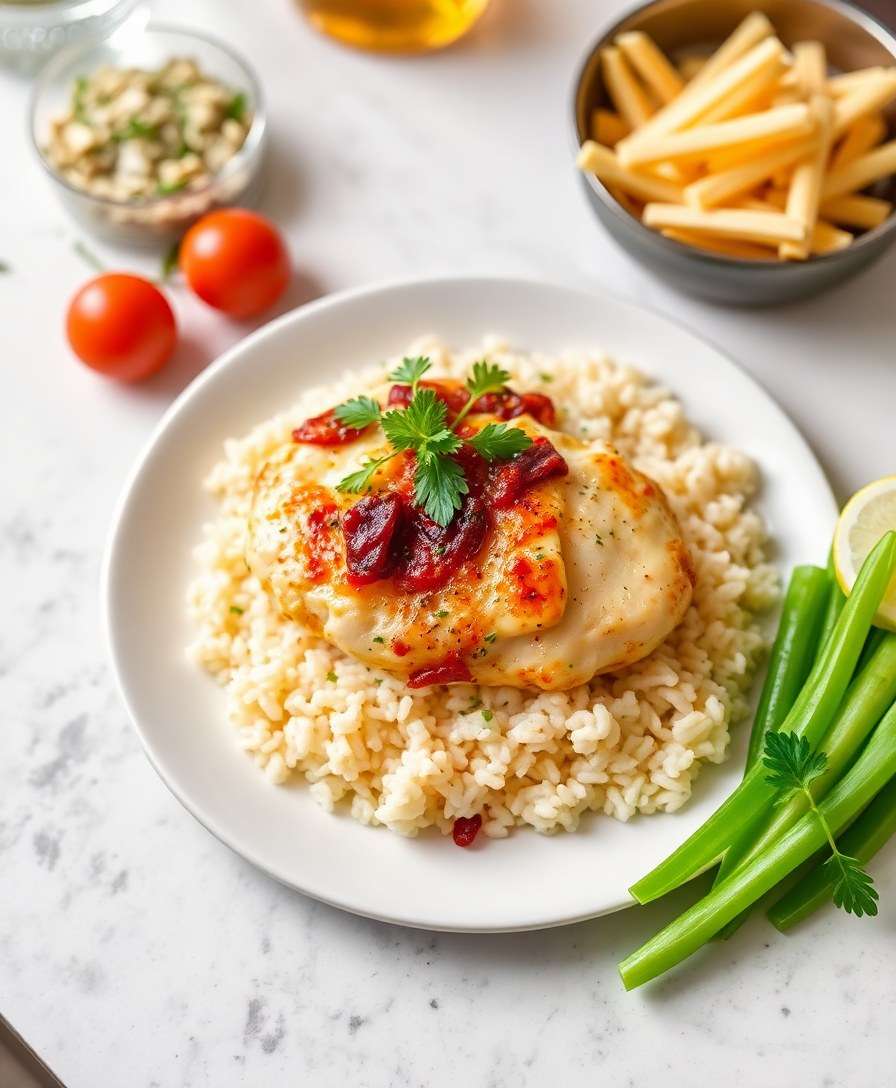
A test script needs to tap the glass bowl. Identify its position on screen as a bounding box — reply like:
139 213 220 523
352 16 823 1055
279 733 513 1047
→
29 22 267 247
0 0 143 70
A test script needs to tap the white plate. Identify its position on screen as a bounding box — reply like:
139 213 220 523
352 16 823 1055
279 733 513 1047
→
103 276 837 932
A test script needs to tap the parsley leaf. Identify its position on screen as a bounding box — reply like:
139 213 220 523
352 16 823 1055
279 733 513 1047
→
112 118 158 142
826 854 879 917
763 732 877 918
413 448 467 526
382 388 459 455
469 422 532 461
389 356 431 387
466 359 510 399
156 179 188 195
226 91 247 121
337 454 395 494
763 732 827 795
450 359 512 429
334 395 381 429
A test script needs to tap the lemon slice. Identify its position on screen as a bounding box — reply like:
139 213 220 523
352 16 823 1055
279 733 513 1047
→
833 475 896 630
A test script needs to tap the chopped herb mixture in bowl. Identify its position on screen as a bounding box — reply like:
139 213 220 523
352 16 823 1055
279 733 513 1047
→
30 25 266 245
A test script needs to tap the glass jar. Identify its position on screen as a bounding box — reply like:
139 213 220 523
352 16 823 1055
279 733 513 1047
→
300 0 491 54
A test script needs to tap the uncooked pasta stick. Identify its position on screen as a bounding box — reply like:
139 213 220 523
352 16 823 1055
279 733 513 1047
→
832 72 896 138
601 46 655 129
830 113 887 170
684 137 817 209
616 31 685 104
688 12 775 90
823 140 896 200
592 108 631 147
616 37 785 156
780 95 833 260
819 193 892 229
577 141 684 203
620 103 813 168
660 227 776 259
792 41 826 96
642 203 807 245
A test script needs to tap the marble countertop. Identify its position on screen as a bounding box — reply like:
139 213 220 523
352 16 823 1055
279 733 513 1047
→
2 1 895 1085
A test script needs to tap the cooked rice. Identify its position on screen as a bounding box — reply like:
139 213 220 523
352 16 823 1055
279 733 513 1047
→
187 337 777 838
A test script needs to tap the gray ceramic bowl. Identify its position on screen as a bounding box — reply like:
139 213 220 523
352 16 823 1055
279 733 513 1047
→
572 0 896 305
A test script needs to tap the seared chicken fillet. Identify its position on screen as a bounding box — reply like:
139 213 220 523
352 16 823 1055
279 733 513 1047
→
247 412 694 690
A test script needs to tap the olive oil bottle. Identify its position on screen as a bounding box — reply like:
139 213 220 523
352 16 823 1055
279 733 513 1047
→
300 0 491 53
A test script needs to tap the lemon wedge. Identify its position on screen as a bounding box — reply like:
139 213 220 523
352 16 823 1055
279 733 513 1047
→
833 476 896 630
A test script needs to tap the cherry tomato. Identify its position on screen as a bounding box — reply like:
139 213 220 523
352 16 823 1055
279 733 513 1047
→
66 273 177 382
180 209 290 318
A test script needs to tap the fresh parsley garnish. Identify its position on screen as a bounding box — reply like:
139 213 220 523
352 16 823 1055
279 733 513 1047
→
389 356 431 387
467 359 511 399
73 75 89 123
334 395 381 429
413 444 468 526
226 91 247 121
112 118 158 142
156 179 188 195
469 422 532 461
482 709 494 722
381 388 460 455
333 357 533 527
337 455 395 495
763 732 879 918
484 632 497 644
326 670 337 682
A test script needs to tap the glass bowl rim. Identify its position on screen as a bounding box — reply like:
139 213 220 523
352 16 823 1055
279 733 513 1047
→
28 20 267 211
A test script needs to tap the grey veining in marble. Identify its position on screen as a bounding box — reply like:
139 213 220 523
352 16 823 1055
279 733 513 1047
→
2 1 895 1085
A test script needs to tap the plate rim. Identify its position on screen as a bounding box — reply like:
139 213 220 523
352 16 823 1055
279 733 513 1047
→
102 273 838 932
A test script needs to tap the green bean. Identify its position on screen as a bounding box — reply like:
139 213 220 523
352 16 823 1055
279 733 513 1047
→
744 565 829 772
713 633 896 938
768 775 896 932
619 699 896 990
630 532 896 906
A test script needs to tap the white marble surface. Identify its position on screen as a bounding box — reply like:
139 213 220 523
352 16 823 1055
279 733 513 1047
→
2 1 895 1085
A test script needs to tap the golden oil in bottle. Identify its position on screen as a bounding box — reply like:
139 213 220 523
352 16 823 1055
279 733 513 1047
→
300 0 491 53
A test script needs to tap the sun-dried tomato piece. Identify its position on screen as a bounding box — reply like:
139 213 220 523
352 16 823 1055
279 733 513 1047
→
408 654 474 689
452 814 482 847
292 408 367 446
394 493 489 593
518 392 556 427
470 389 556 426
387 381 468 415
489 437 569 508
342 494 403 587
389 382 556 428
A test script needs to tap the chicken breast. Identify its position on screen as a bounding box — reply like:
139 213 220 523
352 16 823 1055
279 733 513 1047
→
247 413 694 691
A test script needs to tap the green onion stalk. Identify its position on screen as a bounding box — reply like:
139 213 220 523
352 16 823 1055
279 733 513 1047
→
629 531 896 906
714 632 896 938
768 775 896 932
619 697 896 990
743 564 829 774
